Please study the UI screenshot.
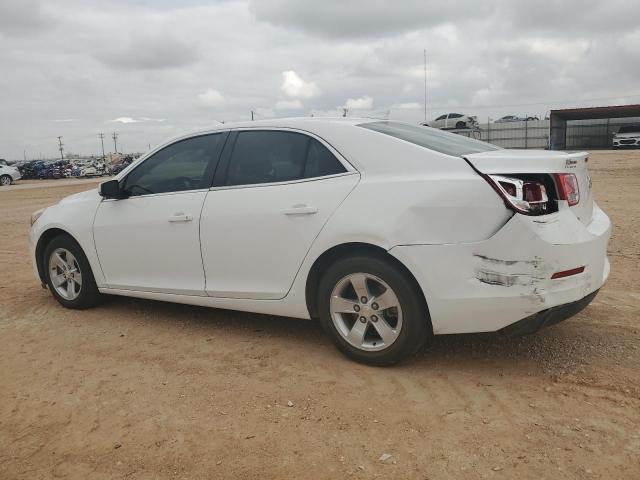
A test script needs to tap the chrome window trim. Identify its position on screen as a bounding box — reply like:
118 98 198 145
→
209 171 359 192
100 188 210 202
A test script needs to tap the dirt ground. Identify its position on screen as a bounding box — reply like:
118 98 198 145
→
1 150 639 479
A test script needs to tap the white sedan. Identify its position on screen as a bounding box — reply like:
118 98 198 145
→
0 160 22 186
29 118 611 365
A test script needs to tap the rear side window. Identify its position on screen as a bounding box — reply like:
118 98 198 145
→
359 121 500 157
225 131 346 186
123 133 226 196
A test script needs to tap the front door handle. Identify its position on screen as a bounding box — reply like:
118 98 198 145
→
168 213 193 222
283 205 318 216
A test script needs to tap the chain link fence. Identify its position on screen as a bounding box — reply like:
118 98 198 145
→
455 117 640 149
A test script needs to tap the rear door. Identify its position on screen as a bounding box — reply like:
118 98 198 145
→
200 129 359 300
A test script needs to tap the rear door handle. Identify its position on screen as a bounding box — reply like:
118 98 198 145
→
283 205 318 216
168 213 193 222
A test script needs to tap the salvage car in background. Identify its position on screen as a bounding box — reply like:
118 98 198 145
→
612 124 640 148
29 118 610 365
423 113 477 130
0 160 22 186
494 115 540 123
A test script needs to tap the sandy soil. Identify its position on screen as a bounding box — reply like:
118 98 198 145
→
1 151 639 479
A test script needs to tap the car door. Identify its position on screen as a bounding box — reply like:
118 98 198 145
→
93 132 228 295
432 114 446 129
200 129 359 300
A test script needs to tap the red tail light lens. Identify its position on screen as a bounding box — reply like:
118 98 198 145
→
554 173 580 206
486 174 549 215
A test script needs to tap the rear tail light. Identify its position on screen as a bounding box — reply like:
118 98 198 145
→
554 173 580 206
485 174 549 215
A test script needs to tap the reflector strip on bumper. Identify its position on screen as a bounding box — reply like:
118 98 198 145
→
551 266 585 279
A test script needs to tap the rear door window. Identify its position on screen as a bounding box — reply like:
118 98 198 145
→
225 130 346 186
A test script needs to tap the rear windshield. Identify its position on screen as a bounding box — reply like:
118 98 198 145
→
359 121 500 157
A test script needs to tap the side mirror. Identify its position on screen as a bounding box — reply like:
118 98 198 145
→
99 179 127 199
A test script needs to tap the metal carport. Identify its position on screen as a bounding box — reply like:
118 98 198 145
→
549 104 640 150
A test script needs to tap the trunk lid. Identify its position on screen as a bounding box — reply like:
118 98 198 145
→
465 149 593 225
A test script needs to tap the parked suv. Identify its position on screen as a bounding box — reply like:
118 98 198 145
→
613 125 640 148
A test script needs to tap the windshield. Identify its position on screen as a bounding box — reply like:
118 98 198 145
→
618 125 640 134
359 121 500 157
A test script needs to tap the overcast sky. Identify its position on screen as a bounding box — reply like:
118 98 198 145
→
1 0 640 159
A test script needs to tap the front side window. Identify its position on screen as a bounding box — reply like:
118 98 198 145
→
123 133 225 196
225 131 346 186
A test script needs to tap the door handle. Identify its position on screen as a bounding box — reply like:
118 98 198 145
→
283 205 318 216
168 213 193 222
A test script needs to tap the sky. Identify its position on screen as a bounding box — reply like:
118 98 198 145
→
1 0 640 160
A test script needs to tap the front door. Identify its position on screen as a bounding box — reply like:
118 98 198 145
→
93 132 227 295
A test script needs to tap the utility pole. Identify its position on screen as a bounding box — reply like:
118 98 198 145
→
23 150 26 162
112 132 118 154
98 133 106 159
251 110 254 121
423 49 427 123
57 136 64 160
342 107 348 118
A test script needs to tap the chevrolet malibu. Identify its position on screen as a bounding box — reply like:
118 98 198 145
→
29 118 611 365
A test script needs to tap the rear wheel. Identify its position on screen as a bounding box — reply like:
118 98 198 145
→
318 255 430 365
455 121 466 129
0 175 11 186
44 235 102 309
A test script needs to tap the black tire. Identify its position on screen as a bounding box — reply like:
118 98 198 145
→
455 121 466 129
0 175 12 186
317 254 431 366
43 234 102 309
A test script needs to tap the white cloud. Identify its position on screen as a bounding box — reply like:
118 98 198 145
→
255 107 275 118
280 71 320 98
109 117 165 124
344 95 373 110
110 117 141 124
392 102 421 109
275 99 303 110
197 88 225 107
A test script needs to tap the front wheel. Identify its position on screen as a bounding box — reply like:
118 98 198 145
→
0 175 12 186
318 255 430 365
44 235 102 309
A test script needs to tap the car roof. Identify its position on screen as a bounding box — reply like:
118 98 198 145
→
184 117 372 136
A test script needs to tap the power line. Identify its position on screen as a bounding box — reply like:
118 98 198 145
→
423 49 427 123
56 136 64 160
98 133 105 159
423 93 640 111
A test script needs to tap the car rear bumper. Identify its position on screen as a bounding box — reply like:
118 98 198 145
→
389 203 611 334
499 289 598 336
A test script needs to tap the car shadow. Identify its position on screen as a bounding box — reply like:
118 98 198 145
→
98 295 597 372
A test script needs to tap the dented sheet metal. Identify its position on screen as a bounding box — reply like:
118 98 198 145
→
389 203 611 334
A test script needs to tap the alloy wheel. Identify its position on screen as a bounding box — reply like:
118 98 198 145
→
48 248 82 300
330 273 403 351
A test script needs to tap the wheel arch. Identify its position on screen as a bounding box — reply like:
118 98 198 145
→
305 242 432 332
35 227 80 283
